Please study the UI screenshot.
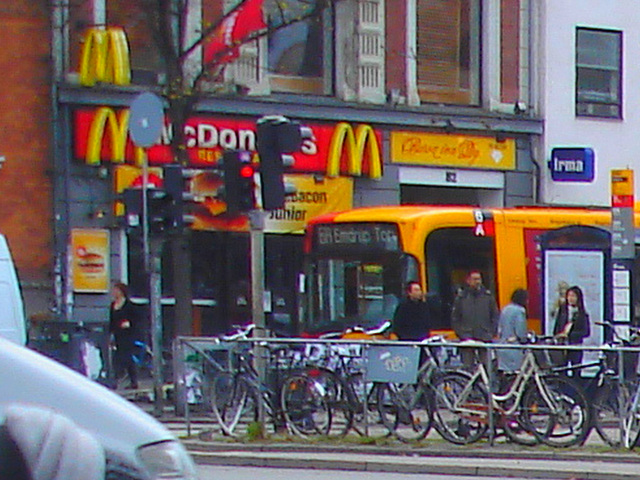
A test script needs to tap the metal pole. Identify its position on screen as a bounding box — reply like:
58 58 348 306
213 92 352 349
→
486 346 494 446
249 210 267 425
149 236 164 417
142 150 150 273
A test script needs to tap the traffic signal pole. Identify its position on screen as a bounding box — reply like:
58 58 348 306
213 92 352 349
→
249 209 267 425
149 236 165 417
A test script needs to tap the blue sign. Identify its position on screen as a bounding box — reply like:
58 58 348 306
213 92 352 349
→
365 345 420 384
548 148 595 182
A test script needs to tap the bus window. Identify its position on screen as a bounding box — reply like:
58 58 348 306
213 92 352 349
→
425 228 496 330
305 254 413 335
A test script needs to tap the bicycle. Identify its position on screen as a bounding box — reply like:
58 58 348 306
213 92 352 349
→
375 336 463 442
285 340 380 437
593 322 640 449
546 322 639 448
206 326 331 438
430 338 591 447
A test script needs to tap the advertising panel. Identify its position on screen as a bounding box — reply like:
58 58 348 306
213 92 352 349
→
390 131 515 170
544 250 604 366
263 176 353 233
71 229 110 293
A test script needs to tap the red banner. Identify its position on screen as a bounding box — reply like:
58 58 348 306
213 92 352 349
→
203 0 266 65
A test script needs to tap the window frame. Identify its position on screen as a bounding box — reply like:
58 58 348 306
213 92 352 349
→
268 2 334 95
575 27 623 119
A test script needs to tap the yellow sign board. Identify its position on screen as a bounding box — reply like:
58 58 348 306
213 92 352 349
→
71 229 110 293
611 169 634 197
113 166 164 216
264 176 353 233
391 131 516 170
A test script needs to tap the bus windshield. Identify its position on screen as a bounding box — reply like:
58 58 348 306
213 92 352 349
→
304 253 419 335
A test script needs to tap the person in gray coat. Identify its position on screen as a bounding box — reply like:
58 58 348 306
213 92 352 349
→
451 270 500 368
496 289 529 373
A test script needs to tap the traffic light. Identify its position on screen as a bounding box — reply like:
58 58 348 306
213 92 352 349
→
122 188 143 230
121 187 171 235
146 188 172 234
162 164 196 230
222 150 256 215
257 116 312 211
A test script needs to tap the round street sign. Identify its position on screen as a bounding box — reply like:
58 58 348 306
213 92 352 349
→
129 92 164 148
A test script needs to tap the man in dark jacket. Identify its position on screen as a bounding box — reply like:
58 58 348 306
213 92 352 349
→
451 270 499 368
392 281 431 341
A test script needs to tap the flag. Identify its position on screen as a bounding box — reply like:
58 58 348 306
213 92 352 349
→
203 0 266 66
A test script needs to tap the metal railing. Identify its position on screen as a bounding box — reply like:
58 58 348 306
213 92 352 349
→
171 335 640 446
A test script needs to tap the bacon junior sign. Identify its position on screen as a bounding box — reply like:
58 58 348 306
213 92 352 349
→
73 108 383 178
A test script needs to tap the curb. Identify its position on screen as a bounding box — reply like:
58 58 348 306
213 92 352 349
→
188 448 640 479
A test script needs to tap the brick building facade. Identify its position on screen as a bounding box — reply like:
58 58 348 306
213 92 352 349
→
0 4 53 316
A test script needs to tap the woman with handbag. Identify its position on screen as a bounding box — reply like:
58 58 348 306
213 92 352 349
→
553 285 590 367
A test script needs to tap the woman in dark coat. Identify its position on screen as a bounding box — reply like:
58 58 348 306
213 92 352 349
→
553 285 590 367
109 282 140 389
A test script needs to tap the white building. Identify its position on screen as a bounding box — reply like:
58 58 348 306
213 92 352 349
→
536 1 640 206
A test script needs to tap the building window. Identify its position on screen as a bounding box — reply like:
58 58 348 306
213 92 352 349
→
267 0 332 94
575 27 622 119
416 0 480 106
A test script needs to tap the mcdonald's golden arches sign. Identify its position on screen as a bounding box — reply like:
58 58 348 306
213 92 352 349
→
74 110 384 179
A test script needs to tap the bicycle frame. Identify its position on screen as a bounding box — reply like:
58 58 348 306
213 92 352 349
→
450 350 559 422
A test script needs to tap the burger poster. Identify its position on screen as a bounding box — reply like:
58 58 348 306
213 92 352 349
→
71 229 110 293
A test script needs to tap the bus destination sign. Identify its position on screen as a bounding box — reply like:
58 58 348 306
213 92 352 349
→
314 223 400 252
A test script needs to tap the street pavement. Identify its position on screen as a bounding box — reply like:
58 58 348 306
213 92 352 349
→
121 384 640 480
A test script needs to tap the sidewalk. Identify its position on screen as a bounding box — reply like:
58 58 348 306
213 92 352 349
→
123 401 640 479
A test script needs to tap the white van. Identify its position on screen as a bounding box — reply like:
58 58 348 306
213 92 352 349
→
0 236 199 479
0 234 26 345
0 335 199 479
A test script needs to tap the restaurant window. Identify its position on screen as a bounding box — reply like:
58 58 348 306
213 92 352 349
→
416 0 480 106
267 0 333 94
575 27 622 119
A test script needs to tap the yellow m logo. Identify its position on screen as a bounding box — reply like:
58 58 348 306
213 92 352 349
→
85 107 143 166
79 27 131 87
326 123 382 179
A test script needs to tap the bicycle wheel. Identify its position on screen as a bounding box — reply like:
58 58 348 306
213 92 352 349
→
377 382 433 442
208 372 254 437
501 383 542 447
431 372 489 445
281 373 331 437
303 367 354 437
623 386 640 449
593 379 627 448
523 375 590 448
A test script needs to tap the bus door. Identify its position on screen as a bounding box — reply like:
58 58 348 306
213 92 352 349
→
424 227 496 330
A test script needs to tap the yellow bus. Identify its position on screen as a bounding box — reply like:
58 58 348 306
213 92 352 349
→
302 205 638 338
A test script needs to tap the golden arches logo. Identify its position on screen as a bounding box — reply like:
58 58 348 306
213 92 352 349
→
85 107 144 166
79 27 131 87
326 123 382 179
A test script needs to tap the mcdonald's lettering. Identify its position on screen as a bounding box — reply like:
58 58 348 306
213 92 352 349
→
326 123 382 179
79 27 131 87
75 110 383 178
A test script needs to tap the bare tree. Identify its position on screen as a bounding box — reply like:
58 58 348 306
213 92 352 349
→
128 0 335 336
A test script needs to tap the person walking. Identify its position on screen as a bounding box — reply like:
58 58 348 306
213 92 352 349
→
392 281 431 341
553 285 590 367
496 288 529 373
109 282 140 389
451 270 500 368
